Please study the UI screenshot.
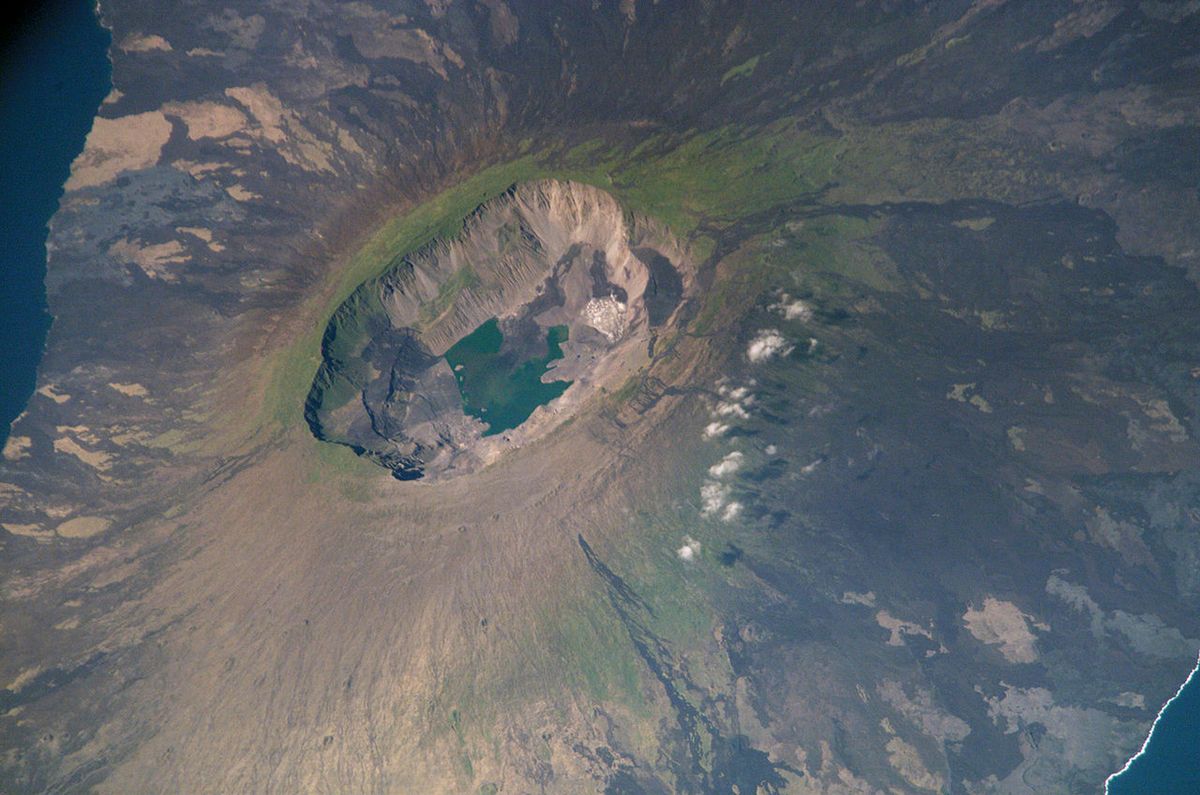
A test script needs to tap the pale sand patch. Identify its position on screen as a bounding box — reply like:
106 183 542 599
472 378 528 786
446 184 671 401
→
108 382 149 398
337 127 366 157
878 680 971 743
172 160 234 179
1110 692 1145 709
90 562 140 589
53 437 113 470
946 382 993 412
963 597 1044 663
224 85 336 172
37 384 71 404
163 100 248 140
55 424 98 443
224 86 289 144
65 111 172 191
2 523 52 538
840 590 876 607
2 435 32 461
54 617 81 631
4 667 42 692
56 516 112 539
110 430 153 446
350 26 453 77
876 610 933 646
969 394 994 413
225 184 260 201
176 227 211 242
120 33 172 52
176 227 225 252
108 238 189 281
0 481 27 499
102 88 123 105
886 736 944 792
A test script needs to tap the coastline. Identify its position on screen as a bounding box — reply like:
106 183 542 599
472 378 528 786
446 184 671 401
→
0 0 110 447
1106 653 1200 793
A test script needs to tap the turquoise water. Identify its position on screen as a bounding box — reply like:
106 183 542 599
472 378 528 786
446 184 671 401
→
444 319 571 436
0 0 111 446
1108 658 1200 794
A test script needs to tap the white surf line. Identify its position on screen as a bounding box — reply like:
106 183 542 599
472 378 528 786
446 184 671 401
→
1105 651 1200 793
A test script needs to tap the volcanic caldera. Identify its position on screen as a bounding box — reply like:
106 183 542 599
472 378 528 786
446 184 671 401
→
307 179 692 480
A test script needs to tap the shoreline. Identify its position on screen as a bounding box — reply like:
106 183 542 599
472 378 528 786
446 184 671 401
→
1105 652 1200 792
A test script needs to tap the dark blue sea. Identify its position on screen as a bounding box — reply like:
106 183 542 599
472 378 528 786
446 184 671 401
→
1108 658 1200 794
0 0 111 447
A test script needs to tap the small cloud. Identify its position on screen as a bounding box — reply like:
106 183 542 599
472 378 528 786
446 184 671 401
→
700 481 730 515
747 329 793 363
721 502 742 522
706 381 755 436
708 451 744 478
770 293 814 322
764 444 778 455
719 385 753 402
715 401 750 419
703 421 730 439
677 536 702 562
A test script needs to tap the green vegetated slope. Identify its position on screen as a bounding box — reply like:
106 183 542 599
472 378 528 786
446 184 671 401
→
285 112 1038 484
445 319 570 436
290 123 838 432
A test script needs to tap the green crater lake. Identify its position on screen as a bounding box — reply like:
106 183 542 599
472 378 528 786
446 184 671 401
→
445 318 571 436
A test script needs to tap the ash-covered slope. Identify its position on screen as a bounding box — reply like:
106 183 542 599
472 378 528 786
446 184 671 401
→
1 2 1199 794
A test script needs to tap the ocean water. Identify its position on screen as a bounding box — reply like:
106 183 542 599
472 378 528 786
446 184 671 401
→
1108 657 1200 794
0 0 111 447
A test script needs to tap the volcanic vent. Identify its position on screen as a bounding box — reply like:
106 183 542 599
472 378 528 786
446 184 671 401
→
306 180 693 480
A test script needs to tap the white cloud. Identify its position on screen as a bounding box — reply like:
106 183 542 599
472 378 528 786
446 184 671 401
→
700 481 730 515
770 293 814 321
747 329 793 363
715 401 750 419
721 502 742 522
705 381 755 438
677 535 702 562
708 451 744 478
719 385 752 401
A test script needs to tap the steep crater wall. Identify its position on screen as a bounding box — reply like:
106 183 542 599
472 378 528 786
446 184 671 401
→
306 180 692 480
